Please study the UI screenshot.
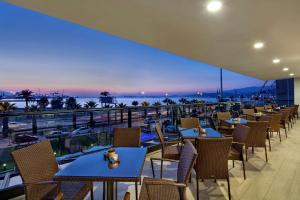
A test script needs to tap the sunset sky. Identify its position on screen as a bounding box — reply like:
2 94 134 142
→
0 2 264 97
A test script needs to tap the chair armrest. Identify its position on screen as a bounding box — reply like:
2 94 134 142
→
24 180 62 200
232 142 245 146
23 180 59 186
164 140 181 146
144 178 186 188
150 157 179 163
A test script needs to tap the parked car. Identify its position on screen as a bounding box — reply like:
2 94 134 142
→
14 134 39 144
45 131 69 139
71 127 92 135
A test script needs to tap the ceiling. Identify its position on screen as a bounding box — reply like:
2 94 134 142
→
6 0 300 80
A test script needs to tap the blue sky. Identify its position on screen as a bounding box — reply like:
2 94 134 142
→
0 2 264 97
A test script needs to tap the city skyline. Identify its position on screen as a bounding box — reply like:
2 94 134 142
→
0 2 264 97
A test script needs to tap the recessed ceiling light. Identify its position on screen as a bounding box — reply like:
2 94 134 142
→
253 42 264 49
289 73 295 76
273 58 280 64
206 1 222 12
283 67 289 71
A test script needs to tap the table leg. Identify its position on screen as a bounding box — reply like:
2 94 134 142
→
135 182 138 200
107 181 114 200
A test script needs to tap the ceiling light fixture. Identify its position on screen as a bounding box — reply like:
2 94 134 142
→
207 1 222 12
283 68 289 71
273 58 280 64
253 42 264 49
289 73 295 76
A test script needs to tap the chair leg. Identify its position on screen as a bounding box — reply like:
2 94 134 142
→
135 182 138 200
196 173 199 200
252 147 254 153
115 182 118 200
268 134 271 152
245 148 248 161
278 131 282 142
160 160 163 178
232 160 235 168
150 158 155 178
242 159 246 180
265 146 268 162
284 127 287 138
90 183 94 200
103 182 106 200
227 178 231 200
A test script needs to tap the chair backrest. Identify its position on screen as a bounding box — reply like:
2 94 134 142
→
195 137 232 179
232 124 251 143
245 121 268 147
255 106 265 112
113 127 141 147
267 114 281 132
177 140 198 184
280 109 290 121
11 141 58 200
207 117 217 130
180 117 200 129
242 109 255 115
216 112 231 121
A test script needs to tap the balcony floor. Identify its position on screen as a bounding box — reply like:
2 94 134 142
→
12 119 300 200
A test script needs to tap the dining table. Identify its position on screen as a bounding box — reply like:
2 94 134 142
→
179 127 223 140
54 147 147 200
224 118 248 126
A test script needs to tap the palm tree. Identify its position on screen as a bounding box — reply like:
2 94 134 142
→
141 101 150 118
17 89 34 111
132 101 139 107
37 96 49 110
65 97 81 129
117 103 127 123
0 102 16 137
29 105 39 134
84 101 98 127
51 97 64 110
152 101 161 117
100 91 110 97
179 98 187 104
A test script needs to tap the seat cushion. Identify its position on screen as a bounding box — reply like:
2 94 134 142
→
228 148 242 161
61 181 92 200
163 146 180 160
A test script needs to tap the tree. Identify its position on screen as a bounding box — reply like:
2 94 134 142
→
100 91 110 97
65 97 80 109
179 98 187 104
117 103 127 123
152 101 162 117
0 102 16 137
17 89 34 111
65 97 81 129
84 101 98 127
50 97 64 110
141 101 150 118
37 96 49 110
29 105 39 134
132 101 139 107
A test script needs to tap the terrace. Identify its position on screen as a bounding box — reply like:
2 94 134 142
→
1 0 300 200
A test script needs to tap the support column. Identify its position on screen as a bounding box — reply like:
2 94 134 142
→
294 78 300 105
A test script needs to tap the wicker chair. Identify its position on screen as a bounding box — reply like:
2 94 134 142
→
245 121 269 162
123 192 130 200
180 117 200 129
11 141 92 200
267 114 282 142
146 140 197 200
113 127 141 199
216 112 234 136
228 124 251 180
255 106 265 112
113 127 141 147
258 115 272 151
151 123 181 178
280 109 291 136
242 109 256 121
195 137 232 200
